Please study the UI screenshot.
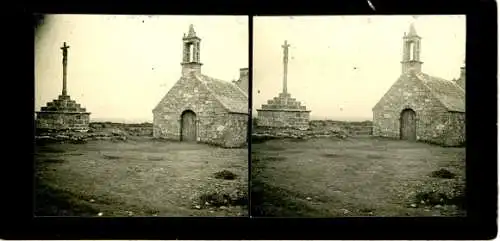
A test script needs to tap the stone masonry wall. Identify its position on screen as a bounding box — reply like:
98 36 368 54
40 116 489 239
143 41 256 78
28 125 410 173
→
257 92 311 130
372 73 461 145
36 112 90 132
219 113 248 148
442 112 466 146
153 75 248 148
153 75 226 141
257 110 310 130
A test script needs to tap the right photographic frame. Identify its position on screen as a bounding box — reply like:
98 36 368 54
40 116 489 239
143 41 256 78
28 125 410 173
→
251 15 466 217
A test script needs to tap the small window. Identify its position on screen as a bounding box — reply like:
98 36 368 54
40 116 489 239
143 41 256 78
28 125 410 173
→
189 44 195 62
409 42 415 60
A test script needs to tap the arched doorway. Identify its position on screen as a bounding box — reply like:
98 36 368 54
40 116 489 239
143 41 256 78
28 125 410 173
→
400 108 417 141
180 110 197 142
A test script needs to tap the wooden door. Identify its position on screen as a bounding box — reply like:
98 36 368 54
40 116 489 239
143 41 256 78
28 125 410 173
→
181 110 197 142
400 109 416 141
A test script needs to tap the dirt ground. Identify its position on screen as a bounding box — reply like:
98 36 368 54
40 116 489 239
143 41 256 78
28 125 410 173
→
251 136 466 217
34 137 248 217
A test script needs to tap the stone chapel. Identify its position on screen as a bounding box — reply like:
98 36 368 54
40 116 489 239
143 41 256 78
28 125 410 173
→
152 25 248 148
372 23 465 146
36 42 91 132
256 40 311 130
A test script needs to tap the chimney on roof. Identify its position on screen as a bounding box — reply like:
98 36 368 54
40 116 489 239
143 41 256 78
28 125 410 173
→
239 68 248 80
455 61 466 90
460 61 465 80
236 67 249 94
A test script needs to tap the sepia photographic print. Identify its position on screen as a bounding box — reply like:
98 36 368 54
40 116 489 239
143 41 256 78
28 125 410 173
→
251 15 466 217
34 14 249 217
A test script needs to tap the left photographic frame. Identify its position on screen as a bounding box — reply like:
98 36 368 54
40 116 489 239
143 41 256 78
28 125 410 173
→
34 14 249 217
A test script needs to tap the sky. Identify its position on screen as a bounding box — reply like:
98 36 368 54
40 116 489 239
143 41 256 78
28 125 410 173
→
35 15 248 123
253 15 466 121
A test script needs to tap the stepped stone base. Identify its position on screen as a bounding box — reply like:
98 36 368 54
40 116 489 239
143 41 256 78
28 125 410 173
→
257 92 311 130
36 94 91 132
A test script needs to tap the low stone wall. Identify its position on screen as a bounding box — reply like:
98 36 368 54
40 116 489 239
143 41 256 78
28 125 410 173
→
309 120 373 136
35 122 154 144
251 120 373 142
252 126 348 142
88 122 153 136
36 112 90 132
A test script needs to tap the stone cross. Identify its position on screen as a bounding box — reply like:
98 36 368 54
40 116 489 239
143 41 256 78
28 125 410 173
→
60 42 70 96
282 40 290 94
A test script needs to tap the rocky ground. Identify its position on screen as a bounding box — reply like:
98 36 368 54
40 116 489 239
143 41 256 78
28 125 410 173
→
251 135 466 217
34 122 248 217
251 120 372 142
35 122 154 144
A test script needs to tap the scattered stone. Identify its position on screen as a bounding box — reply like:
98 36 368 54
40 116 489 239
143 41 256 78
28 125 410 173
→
97 212 103 216
127 211 133 216
306 197 312 201
360 208 374 213
341 209 350 214
219 206 227 210
434 204 443 209
410 204 417 208
205 202 210 206
89 199 95 203
430 168 456 179
214 170 238 180
194 205 201 209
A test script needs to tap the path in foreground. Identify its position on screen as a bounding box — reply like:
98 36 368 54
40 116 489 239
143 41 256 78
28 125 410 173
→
35 138 248 217
251 136 465 217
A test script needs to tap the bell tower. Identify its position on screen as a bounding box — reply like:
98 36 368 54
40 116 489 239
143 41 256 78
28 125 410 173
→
401 23 423 74
181 24 202 76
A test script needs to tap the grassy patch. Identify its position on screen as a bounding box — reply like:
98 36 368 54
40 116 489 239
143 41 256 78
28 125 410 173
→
35 179 100 216
322 153 342 158
146 156 164 161
34 137 248 217
214 170 238 180
430 168 456 179
251 135 278 144
366 154 384 159
40 158 66 164
102 154 121 160
251 179 324 217
199 192 231 207
38 146 66 153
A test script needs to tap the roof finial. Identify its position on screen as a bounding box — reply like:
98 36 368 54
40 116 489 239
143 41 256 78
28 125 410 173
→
408 22 418 36
187 24 196 38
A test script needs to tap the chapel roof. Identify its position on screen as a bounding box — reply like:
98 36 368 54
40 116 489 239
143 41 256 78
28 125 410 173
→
416 72 465 112
197 74 248 114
